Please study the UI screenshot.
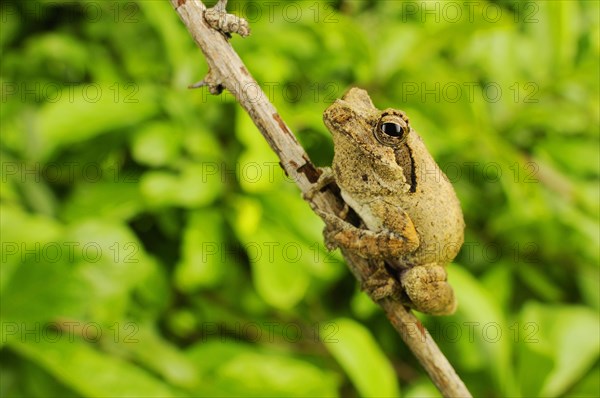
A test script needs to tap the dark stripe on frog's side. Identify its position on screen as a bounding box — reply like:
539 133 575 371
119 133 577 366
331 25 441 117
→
394 142 417 192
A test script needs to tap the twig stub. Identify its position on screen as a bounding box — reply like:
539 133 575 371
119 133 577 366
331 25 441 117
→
204 0 250 38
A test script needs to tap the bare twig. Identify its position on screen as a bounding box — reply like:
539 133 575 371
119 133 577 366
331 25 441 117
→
170 1 472 397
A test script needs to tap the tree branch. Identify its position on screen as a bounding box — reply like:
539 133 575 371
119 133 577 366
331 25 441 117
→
170 1 472 396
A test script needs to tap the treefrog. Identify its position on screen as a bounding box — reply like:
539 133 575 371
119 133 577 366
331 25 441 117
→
312 88 465 315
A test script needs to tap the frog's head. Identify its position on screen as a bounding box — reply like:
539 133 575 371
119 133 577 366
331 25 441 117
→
323 88 413 192
323 88 411 156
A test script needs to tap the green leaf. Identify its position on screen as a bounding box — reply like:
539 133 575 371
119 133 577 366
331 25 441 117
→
175 209 227 291
449 266 516 395
516 342 554 398
321 318 400 397
515 264 564 302
231 198 311 309
139 163 223 208
0 205 64 293
177 162 223 207
137 0 194 73
350 291 380 320
246 224 311 310
186 340 339 397
536 138 600 177
403 378 441 398
0 258 89 326
131 122 181 167
480 264 513 312
237 149 286 193
139 170 180 206
547 1 581 73
518 302 600 397
0 207 90 326
217 352 339 397
8 336 185 397
261 190 345 281
1 356 80 398
110 324 199 390
577 264 600 311
61 179 143 222
567 365 600 398
34 84 160 160
63 219 154 322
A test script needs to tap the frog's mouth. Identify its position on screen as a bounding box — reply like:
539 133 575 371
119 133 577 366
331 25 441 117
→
394 142 417 193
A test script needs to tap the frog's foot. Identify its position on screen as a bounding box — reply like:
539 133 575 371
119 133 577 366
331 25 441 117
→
400 264 457 315
362 266 402 301
315 208 418 258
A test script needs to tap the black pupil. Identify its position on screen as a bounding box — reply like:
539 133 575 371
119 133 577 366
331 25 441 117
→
381 122 404 137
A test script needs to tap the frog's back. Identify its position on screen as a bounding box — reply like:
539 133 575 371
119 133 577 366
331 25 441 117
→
398 133 465 266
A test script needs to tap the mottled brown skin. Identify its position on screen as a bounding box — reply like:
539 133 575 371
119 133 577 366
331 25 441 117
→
318 88 465 315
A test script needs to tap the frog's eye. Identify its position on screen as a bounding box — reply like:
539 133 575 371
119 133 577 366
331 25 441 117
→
381 122 405 137
374 112 409 147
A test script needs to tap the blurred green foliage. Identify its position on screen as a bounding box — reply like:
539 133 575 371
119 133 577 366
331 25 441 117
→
1 0 598 397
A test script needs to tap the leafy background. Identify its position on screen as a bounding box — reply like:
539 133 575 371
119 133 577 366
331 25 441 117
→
1 0 598 396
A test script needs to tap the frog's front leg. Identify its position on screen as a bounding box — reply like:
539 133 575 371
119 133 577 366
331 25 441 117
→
307 173 419 300
315 207 419 258
315 201 420 300
400 264 457 315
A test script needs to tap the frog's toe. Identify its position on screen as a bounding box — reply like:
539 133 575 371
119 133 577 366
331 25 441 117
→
400 265 457 315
